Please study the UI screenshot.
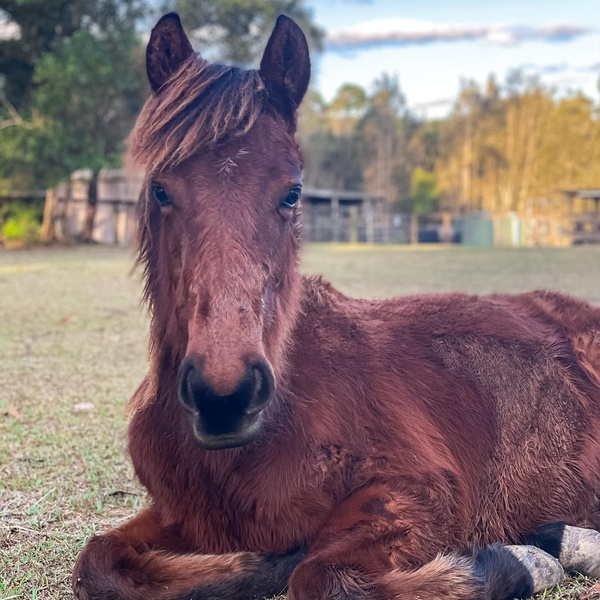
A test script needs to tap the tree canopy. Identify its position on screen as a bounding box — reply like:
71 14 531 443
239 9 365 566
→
0 0 146 112
299 71 600 215
0 0 322 189
1 0 598 219
0 0 147 188
166 0 323 64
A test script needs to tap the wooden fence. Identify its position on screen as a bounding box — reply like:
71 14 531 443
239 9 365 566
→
28 172 600 248
47 169 142 245
302 201 412 243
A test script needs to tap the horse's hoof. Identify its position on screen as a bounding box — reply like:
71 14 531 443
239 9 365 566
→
558 525 600 577
504 545 565 594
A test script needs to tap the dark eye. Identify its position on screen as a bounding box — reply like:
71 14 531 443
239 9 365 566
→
151 184 171 207
281 186 302 209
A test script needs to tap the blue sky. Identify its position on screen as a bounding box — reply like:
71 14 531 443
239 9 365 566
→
305 0 600 117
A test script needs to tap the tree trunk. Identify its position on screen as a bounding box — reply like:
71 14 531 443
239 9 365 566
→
40 187 57 243
58 183 72 243
517 101 539 214
461 115 473 211
80 170 99 243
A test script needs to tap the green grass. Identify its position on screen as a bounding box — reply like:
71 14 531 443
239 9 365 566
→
1 244 600 599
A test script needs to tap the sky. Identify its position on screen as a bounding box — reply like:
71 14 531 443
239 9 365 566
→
305 0 600 118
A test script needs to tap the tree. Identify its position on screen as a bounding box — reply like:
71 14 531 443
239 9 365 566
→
0 0 322 187
0 0 147 191
165 0 323 64
359 74 410 204
1 0 323 242
330 83 367 116
31 29 144 181
0 1 147 241
298 88 328 137
0 0 147 112
433 72 600 215
302 130 363 190
403 168 439 215
408 120 440 172
298 88 364 190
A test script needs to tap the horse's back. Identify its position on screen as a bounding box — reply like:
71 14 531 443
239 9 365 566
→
430 291 600 540
296 280 600 542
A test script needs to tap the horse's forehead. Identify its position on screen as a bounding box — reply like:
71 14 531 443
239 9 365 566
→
167 115 300 189
195 135 299 180
215 122 297 162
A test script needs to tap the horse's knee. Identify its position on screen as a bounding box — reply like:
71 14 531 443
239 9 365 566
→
73 534 145 600
288 559 375 600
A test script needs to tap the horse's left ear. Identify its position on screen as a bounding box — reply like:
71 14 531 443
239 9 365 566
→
146 13 194 93
260 15 311 121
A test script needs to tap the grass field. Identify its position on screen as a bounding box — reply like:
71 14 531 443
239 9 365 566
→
2 244 600 599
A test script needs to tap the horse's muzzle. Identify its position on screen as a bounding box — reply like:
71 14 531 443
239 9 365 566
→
177 355 275 450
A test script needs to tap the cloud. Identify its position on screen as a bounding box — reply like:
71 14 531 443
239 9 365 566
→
326 18 595 51
520 61 600 75
413 97 455 110
0 19 19 41
517 61 600 90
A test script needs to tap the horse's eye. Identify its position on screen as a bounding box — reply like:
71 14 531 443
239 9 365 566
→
281 186 302 209
152 184 171 207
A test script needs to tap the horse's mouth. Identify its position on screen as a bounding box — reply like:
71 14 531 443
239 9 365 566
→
189 411 264 450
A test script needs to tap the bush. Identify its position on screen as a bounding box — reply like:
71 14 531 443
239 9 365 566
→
1 203 42 246
395 168 440 215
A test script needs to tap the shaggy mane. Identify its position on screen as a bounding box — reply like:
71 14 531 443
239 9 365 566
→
130 53 267 174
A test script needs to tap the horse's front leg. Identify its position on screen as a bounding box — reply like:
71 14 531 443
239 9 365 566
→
288 486 564 600
73 506 306 600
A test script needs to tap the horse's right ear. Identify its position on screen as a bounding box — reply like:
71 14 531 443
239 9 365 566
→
260 15 311 122
146 13 193 93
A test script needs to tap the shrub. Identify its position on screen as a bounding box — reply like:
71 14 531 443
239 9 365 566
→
1 203 42 246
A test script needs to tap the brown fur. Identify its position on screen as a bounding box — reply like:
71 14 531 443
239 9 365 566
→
73 13 600 600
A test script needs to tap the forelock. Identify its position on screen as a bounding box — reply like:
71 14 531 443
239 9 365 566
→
130 54 268 174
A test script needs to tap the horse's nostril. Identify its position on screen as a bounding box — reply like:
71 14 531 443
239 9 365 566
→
247 359 275 414
177 357 201 412
253 367 263 394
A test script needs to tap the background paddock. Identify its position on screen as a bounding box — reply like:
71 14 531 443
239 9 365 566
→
2 245 600 599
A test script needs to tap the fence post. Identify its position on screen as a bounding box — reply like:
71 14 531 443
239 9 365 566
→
365 198 374 243
410 213 419 244
349 205 358 243
382 212 390 243
113 202 120 246
41 188 57 242
441 212 452 243
58 183 72 243
331 196 340 242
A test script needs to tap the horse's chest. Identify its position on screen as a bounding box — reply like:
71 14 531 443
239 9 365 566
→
132 403 369 553
173 465 336 553
165 442 365 553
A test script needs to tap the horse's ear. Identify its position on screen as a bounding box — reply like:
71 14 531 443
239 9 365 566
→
146 13 193 93
260 15 311 121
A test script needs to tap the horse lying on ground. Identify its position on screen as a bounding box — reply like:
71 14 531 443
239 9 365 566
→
73 12 600 600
